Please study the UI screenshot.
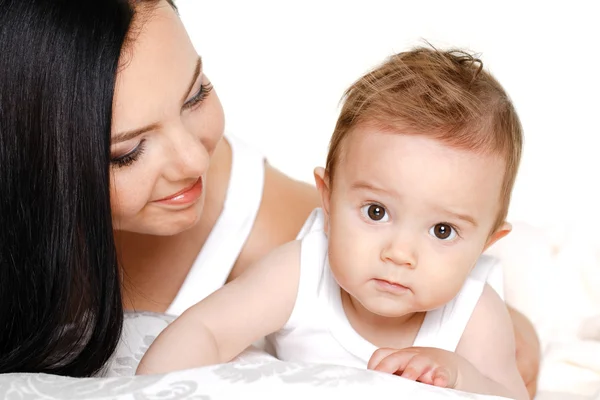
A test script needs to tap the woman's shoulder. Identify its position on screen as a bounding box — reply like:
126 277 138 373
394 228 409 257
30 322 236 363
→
229 163 321 281
204 134 320 281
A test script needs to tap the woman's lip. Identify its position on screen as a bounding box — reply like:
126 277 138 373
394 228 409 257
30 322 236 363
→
154 177 203 205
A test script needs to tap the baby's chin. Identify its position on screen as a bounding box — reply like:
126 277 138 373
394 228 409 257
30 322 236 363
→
355 293 419 319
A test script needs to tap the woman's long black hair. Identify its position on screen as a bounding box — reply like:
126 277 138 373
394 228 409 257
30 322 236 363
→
0 0 172 376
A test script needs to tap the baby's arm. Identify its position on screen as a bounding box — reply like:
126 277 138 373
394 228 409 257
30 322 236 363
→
455 284 529 400
136 240 302 375
368 285 529 399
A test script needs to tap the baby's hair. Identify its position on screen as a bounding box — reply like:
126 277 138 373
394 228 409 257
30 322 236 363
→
326 46 523 231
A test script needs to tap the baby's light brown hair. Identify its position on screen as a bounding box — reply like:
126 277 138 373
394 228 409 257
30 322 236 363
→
326 47 523 232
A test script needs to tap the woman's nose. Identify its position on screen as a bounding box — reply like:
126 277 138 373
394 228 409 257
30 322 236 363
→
162 123 209 182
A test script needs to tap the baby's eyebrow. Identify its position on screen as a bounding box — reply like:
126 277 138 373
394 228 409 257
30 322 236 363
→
350 181 396 197
350 180 479 226
440 208 478 227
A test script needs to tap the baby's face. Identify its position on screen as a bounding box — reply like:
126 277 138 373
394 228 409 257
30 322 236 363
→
324 124 508 318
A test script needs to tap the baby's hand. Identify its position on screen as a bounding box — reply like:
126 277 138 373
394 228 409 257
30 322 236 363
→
368 347 462 388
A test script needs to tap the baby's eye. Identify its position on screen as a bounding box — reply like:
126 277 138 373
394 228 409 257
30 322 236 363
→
360 204 389 222
429 223 457 241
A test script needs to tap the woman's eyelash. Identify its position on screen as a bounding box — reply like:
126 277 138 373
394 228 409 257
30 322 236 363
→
184 82 213 110
111 139 146 168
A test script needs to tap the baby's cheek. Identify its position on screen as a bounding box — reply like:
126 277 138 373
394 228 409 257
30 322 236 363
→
416 277 464 310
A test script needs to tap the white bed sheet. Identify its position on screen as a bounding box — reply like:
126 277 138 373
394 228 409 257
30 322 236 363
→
0 312 510 400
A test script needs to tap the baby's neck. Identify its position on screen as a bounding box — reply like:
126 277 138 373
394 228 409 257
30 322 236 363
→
340 289 425 349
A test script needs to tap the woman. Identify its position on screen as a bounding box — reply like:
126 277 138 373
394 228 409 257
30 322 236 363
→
0 0 539 394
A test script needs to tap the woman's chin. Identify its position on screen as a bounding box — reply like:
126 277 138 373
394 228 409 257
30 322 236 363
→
115 201 205 236
156 217 200 236
155 204 204 236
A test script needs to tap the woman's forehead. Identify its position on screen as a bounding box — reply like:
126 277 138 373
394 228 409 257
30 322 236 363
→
112 3 198 137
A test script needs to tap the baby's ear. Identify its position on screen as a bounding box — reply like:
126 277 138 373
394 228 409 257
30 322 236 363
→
484 222 512 251
314 167 331 232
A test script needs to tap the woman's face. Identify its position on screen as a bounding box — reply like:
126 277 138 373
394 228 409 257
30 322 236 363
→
111 2 224 236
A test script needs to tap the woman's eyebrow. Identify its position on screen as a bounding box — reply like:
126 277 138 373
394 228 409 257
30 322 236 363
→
113 122 161 144
181 56 202 104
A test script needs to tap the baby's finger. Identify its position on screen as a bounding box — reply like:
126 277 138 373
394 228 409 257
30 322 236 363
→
400 354 434 381
367 348 401 370
431 367 451 388
372 349 418 375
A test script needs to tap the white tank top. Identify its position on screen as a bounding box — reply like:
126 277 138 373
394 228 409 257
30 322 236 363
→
166 133 265 316
268 208 503 368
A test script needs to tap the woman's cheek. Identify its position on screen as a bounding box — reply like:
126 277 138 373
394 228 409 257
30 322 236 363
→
110 172 153 222
192 90 225 156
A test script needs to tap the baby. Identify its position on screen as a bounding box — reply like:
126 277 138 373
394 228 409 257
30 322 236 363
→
138 47 528 400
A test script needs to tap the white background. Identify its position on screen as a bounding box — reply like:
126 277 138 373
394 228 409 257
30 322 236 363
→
178 0 599 229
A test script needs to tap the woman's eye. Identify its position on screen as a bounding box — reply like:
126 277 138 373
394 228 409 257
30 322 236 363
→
360 204 389 222
110 140 146 168
184 81 213 111
429 223 457 241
